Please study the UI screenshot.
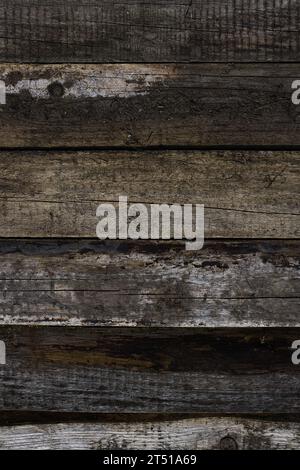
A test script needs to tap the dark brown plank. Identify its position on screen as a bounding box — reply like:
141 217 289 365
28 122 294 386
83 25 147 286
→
2 417 300 449
0 239 298 327
2 411 300 426
1 64 300 147
0 0 299 63
0 150 298 238
0 327 300 412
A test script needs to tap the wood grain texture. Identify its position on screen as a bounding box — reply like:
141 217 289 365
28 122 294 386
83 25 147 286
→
1 417 300 450
0 239 298 327
0 150 298 238
0 327 300 412
0 0 299 63
1 64 300 147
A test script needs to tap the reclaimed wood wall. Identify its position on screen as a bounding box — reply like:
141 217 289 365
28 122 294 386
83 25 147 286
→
0 0 299 450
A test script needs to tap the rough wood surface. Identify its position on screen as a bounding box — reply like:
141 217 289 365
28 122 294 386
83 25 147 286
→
1 417 300 450
0 1 299 448
0 239 298 327
0 1 299 63
0 150 298 238
0 327 299 412
1 64 300 147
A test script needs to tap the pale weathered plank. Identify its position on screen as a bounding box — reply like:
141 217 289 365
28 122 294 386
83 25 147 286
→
1 64 300 147
0 240 298 327
0 0 299 63
0 150 298 238
0 327 299 413
1 417 300 450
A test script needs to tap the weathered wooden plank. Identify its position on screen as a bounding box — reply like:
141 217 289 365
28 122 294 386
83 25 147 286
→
0 150 298 238
0 240 298 327
0 1 299 63
1 417 300 450
0 327 299 412
1 64 300 147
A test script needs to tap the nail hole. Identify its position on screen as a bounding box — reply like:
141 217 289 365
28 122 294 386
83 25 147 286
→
219 436 238 450
48 82 65 98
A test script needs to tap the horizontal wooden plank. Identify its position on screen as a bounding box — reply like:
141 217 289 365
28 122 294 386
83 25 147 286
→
1 417 300 450
0 150 298 238
0 1 299 63
0 239 298 327
0 327 300 412
1 64 300 147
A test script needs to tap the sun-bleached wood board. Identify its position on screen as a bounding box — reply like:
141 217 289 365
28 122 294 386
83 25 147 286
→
0 0 299 63
1 64 300 147
1 417 300 450
0 327 299 412
0 239 298 327
0 150 298 238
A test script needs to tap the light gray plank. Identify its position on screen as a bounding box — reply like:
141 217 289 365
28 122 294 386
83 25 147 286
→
1 417 300 450
0 240 298 327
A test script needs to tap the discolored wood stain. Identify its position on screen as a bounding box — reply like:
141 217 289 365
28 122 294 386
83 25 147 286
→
0 327 299 412
0 64 300 147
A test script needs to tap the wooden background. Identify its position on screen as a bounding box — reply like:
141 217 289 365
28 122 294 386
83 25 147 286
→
0 0 299 450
